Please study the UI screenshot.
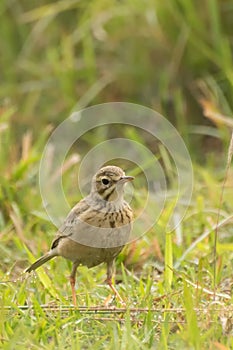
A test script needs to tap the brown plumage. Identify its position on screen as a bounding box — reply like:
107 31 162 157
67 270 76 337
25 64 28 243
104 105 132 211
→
25 165 134 305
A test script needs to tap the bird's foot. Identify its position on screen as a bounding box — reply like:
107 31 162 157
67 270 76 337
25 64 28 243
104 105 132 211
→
104 278 126 307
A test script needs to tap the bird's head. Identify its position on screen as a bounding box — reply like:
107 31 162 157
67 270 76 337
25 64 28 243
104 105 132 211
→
92 165 134 202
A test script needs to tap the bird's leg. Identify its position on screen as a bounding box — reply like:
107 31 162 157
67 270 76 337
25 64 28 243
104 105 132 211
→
70 263 78 307
106 278 125 304
104 261 125 306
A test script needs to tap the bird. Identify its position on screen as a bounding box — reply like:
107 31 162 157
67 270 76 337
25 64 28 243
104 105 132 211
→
25 165 134 306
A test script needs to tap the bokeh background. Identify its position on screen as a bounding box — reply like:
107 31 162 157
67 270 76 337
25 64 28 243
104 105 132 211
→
1 1 233 349
1 1 233 148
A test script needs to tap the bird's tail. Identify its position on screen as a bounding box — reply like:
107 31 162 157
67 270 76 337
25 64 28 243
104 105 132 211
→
25 251 56 273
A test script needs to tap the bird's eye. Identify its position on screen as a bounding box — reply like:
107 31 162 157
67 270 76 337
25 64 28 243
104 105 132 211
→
102 178 109 185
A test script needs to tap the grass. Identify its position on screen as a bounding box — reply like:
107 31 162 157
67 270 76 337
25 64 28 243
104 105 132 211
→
1 107 232 349
1 0 233 349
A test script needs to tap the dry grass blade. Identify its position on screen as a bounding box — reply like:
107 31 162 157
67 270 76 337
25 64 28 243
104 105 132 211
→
20 0 81 23
9 210 27 245
50 153 80 183
199 98 233 128
213 130 233 299
3 305 232 313
174 214 233 268
21 131 32 161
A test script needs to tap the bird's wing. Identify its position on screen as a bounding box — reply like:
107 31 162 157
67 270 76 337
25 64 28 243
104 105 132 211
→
51 198 89 249
51 199 132 250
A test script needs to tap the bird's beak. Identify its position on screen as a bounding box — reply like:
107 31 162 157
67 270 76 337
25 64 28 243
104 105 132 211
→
119 176 134 184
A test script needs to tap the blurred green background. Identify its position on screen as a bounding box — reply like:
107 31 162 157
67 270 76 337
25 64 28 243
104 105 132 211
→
1 0 233 145
1 1 233 349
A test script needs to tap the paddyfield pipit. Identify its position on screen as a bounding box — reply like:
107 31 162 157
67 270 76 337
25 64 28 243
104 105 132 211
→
25 165 134 305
